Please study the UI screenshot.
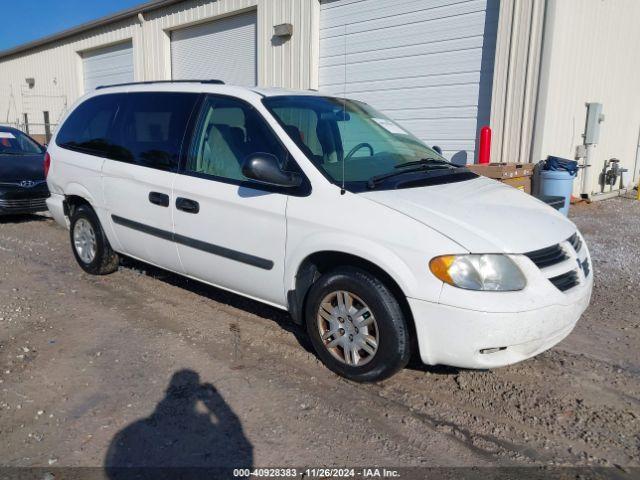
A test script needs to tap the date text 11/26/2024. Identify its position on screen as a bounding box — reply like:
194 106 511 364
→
233 468 401 478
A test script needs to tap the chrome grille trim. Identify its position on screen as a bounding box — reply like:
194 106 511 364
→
0 180 47 188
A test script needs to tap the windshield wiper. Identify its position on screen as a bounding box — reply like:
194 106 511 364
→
367 163 451 189
394 158 454 169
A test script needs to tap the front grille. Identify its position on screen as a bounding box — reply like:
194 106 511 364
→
549 270 579 292
524 244 568 269
526 233 588 293
568 233 583 253
0 197 48 211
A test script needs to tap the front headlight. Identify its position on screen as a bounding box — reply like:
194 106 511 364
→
429 254 526 291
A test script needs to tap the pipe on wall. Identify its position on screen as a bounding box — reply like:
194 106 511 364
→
634 125 640 184
137 12 146 82
581 143 595 197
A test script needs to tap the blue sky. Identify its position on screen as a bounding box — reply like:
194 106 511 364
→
0 0 145 51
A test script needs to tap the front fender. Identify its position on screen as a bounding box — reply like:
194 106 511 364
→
285 232 420 301
284 189 465 308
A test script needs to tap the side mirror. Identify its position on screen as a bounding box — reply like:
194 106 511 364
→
242 153 302 188
432 145 443 155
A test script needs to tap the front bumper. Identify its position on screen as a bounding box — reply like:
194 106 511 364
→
409 275 593 369
0 184 49 215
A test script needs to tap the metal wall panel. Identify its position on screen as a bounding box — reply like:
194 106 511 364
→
532 0 640 195
141 0 317 88
489 0 545 165
170 11 257 85
0 17 141 134
140 0 258 82
82 41 134 91
318 0 499 162
0 0 317 133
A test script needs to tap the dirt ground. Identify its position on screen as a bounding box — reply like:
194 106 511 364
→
0 196 638 475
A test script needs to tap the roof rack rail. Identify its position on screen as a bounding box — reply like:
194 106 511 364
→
96 79 225 89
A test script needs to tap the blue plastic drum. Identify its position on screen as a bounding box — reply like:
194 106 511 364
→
539 169 576 216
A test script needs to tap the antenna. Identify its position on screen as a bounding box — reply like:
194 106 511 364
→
340 23 347 195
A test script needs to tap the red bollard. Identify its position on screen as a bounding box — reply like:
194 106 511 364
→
478 125 491 164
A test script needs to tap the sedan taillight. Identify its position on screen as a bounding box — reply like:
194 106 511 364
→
44 152 51 178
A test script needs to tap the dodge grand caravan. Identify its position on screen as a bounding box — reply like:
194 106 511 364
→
45 81 593 382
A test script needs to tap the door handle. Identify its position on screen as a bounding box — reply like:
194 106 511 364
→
176 197 200 214
148 191 169 207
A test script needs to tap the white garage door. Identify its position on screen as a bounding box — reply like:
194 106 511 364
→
171 11 257 86
319 0 498 163
82 41 134 92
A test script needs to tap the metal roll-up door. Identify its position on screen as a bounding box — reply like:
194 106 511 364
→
171 11 257 86
319 0 498 162
82 41 134 91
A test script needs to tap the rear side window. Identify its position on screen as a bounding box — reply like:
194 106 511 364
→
56 94 122 157
112 92 199 170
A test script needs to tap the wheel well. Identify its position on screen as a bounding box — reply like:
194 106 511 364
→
289 252 416 340
64 195 92 217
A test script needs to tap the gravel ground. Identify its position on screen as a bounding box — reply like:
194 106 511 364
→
0 197 638 474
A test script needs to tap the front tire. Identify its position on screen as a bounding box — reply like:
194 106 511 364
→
305 266 411 382
69 204 119 275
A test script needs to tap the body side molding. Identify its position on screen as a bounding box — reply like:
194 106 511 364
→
111 214 274 270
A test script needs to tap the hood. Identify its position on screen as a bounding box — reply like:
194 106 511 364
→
0 154 45 183
360 176 575 253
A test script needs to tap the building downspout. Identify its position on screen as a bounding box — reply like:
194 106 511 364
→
634 125 640 185
137 12 146 82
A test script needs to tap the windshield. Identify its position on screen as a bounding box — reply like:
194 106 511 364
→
0 129 43 155
263 95 463 190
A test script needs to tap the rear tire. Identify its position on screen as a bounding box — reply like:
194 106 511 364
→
305 266 411 382
69 204 119 275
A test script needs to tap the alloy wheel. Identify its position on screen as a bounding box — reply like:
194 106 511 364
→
73 218 97 264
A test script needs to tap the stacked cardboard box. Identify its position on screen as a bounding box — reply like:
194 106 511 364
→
466 163 535 194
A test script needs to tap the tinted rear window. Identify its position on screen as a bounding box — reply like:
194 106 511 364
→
56 92 199 171
56 94 123 158
112 92 199 170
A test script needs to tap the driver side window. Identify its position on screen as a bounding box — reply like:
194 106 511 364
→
186 96 287 182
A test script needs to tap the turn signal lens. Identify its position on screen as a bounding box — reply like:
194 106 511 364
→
429 255 456 285
429 254 526 291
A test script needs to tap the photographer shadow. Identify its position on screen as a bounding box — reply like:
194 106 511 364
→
104 369 253 479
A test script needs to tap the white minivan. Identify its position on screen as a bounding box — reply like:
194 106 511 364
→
45 81 593 382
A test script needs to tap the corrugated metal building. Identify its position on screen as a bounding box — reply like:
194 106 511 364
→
1 0 639 198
